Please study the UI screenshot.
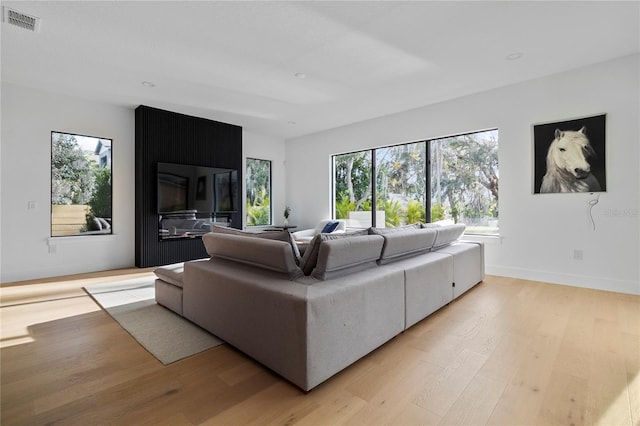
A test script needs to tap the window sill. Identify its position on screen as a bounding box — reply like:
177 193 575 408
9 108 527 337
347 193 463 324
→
462 233 502 244
48 234 117 245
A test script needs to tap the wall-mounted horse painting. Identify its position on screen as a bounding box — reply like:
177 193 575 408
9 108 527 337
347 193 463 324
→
533 114 606 194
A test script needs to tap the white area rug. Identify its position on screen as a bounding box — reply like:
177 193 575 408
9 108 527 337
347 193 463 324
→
84 277 223 365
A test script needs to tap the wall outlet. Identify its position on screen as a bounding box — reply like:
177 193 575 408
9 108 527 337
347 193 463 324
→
573 249 584 261
27 201 37 210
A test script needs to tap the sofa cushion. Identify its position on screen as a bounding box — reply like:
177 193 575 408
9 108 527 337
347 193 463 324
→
311 234 384 280
299 229 369 276
432 223 466 249
154 262 185 288
202 233 303 279
210 224 260 236
210 225 301 264
422 219 455 228
155 279 183 315
435 242 484 299
377 228 438 265
299 235 322 276
368 223 422 235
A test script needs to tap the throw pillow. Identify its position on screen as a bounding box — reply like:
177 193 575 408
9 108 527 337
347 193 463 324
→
320 220 340 234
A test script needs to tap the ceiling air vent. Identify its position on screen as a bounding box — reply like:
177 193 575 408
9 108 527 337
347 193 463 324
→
3 7 40 32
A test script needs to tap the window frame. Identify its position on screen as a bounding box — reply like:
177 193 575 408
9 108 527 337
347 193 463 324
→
245 157 272 227
50 131 113 238
332 128 499 235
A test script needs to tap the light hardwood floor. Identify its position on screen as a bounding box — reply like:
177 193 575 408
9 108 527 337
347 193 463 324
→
1 270 638 425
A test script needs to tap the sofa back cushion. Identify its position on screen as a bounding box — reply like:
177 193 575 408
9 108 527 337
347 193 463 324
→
376 228 438 264
202 233 303 279
299 229 369 276
210 225 301 263
432 223 466 249
311 234 384 280
368 223 422 235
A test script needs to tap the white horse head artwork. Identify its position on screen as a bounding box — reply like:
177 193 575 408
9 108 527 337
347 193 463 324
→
540 126 602 193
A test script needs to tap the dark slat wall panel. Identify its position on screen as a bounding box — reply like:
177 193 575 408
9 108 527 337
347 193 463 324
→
135 106 242 267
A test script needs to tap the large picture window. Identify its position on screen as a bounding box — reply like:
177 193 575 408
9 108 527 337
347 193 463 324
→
376 142 427 227
51 131 112 237
245 158 272 226
333 129 499 235
333 151 373 227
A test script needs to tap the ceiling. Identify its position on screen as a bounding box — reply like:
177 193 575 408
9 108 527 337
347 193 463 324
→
2 1 638 140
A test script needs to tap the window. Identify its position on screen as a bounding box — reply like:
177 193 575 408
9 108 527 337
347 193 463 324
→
333 129 499 235
430 130 499 235
245 158 271 226
333 151 373 227
376 142 427 227
51 131 112 237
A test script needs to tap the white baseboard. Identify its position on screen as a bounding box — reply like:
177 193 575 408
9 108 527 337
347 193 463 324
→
486 264 640 295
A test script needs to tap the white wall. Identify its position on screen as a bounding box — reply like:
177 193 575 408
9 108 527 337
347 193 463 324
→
3 56 637 294
286 55 640 295
1 83 136 282
0 84 288 283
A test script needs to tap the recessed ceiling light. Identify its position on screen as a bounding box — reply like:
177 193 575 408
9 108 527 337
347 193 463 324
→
506 52 523 61
294 72 306 79
288 121 297 125
141 81 155 87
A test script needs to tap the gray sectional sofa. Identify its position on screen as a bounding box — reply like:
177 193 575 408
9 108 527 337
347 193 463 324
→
154 223 484 391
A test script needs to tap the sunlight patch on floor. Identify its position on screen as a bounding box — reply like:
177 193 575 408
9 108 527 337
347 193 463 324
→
1 271 154 348
597 372 639 425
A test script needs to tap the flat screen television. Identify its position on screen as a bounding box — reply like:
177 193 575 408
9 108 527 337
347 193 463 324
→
157 162 238 215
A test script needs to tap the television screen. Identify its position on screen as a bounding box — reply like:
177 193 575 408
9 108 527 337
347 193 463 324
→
158 172 189 213
157 162 238 214
213 170 238 213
